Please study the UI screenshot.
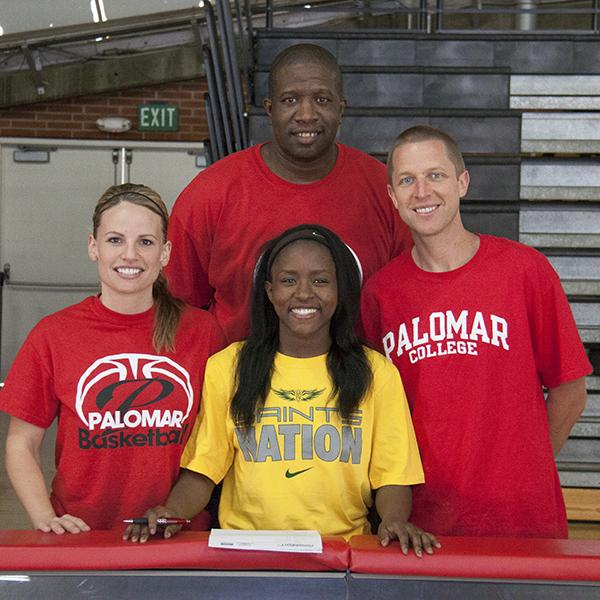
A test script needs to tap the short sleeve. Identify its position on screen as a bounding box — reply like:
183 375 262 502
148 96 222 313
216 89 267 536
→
525 254 592 389
368 354 424 489
180 353 235 483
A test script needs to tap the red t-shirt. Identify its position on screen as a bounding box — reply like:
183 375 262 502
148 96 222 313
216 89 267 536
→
1 296 225 529
165 142 411 343
361 235 592 538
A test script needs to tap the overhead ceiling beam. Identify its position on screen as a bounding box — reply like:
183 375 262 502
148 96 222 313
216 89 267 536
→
20 43 47 97
0 7 204 51
0 44 204 108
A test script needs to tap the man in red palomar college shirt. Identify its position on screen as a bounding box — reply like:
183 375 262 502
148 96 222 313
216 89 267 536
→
361 125 592 538
165 43 410 342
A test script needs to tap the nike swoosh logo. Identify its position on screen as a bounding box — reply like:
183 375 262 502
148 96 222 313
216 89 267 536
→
285 467 313 479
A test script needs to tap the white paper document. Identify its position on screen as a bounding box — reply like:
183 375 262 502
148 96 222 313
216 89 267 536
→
208 529 323 553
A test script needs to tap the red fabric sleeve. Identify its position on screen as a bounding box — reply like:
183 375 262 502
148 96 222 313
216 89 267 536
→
360 280 386 354
525 253 592 389
165 208 213 310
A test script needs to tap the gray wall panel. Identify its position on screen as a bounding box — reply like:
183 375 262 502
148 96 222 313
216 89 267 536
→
341 73 424 108
255 71 509 110
559 438 600 463
256 38 337 65
464 164 520 201
430 116 521 153
547 256 600 281
461 209 519 239
494 41 574 72
573 41 600 73
416 40 495 67
423 74 509 109
338 115 424 154
254 72 269 101
520 207 600 234
338 39 416 66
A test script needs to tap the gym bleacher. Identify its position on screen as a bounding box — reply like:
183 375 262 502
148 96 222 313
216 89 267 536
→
247 2 600 538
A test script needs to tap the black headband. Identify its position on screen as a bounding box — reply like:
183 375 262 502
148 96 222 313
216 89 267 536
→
266 229 329 275
264 227 363 285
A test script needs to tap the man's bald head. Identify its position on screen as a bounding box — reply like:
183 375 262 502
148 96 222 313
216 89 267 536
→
268 43 343 98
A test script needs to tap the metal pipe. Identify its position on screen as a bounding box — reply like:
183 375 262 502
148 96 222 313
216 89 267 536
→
215 0 244 152
436 0 444 32
517 0 536 31
204 92 222 163
206 2 234 155
203 51 226 160
243 0 255 106
0 265 6 376
219 0 248 148
120 147 127 184
112 149 119 185
419 0 428 30
3 281 98 289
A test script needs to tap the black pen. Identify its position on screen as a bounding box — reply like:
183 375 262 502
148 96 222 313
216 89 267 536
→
123 517 191 525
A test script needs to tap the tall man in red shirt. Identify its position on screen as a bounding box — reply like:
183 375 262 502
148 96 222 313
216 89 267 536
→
361 125 592 538
166 44 410 342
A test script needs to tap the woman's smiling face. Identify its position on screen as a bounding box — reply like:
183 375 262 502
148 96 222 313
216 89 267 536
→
265 240 338 357
88 201 171 313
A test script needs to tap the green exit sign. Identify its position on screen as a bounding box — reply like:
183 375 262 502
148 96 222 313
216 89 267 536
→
137 103 179 132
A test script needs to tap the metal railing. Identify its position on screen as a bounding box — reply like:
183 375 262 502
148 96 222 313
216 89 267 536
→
260 0 600 34
199 0 252 163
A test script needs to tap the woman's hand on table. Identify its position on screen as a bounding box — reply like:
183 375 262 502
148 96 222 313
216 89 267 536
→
122 506 183 543
378 518 441 557
37 513 90 535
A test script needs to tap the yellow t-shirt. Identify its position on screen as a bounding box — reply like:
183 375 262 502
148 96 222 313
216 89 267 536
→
181 343 424 538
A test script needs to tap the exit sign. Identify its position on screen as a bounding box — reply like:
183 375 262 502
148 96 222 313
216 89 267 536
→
137 103 179 132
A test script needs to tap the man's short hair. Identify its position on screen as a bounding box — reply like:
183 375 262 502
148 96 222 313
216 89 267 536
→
387 125 466 184
268 43 344 98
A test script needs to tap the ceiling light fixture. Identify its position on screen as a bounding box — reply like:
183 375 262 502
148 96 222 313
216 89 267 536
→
90 0 108 23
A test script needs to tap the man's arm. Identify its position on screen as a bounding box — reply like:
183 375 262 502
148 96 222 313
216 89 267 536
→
546 376 587 456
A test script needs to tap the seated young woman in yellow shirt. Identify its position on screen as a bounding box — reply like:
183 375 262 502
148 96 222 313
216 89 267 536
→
126 224 438 555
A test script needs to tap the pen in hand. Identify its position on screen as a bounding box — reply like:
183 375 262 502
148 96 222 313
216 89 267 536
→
123 518 191 526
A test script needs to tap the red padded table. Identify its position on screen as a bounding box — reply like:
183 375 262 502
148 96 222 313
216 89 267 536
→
2 531 600 599
350 534 600 580
348 535 600 599
0 530 348 571
0 530 349 599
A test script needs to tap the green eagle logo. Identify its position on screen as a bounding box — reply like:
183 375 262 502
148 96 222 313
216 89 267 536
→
272 388 326 402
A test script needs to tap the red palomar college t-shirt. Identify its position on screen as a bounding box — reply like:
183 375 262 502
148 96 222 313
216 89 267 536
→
361 235 592 538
